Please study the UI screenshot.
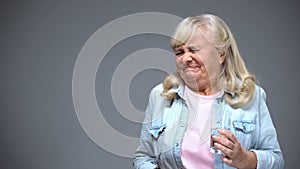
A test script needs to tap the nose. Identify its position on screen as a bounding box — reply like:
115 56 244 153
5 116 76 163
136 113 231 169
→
182 50 194 63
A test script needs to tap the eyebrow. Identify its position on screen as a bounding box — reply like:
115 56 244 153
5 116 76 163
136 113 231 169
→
186 44 202 48
174 45 202 50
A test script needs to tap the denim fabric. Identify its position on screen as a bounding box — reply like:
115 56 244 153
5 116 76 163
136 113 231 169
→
134 84 284 169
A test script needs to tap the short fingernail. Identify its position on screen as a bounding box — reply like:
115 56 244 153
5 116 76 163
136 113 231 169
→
217 129 224 133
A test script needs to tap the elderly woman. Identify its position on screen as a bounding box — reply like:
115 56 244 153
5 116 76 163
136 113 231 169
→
134 14 284 169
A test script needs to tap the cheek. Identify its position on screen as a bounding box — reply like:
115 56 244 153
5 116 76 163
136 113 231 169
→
202 51 219 69
175 58 182 68
205 60 221 77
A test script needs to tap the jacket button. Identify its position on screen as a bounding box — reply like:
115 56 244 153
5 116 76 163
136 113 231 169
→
175 143 179 147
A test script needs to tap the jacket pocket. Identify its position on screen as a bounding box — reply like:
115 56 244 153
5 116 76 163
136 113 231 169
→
149 124 167 139
232 120 255 133
232 120 256 149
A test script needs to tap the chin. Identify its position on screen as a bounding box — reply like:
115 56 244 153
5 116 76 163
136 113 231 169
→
182 78 197 87
181 73 199 82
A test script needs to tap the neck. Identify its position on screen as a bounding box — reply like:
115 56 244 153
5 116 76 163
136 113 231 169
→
198 87 220 96
189 85 221 96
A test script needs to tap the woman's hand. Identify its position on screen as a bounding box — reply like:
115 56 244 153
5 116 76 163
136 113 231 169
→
211 129 257 169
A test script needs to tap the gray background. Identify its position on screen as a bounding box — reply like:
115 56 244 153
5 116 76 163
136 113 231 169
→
1 0 299 168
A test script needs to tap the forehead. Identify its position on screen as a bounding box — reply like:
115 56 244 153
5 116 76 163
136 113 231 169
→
175 30 210 49
187 30 209 45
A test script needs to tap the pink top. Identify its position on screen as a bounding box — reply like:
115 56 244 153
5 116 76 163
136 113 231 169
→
181 86 222 169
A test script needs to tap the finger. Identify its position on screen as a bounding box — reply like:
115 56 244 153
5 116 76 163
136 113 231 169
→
220 155 233 166
214 142 234 157
218 129 238 143
212 135 235 150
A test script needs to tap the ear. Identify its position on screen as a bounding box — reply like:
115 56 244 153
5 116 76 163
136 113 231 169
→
218 50 226 64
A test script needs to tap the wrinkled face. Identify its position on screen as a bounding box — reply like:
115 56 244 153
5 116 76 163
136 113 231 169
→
174 29 225 95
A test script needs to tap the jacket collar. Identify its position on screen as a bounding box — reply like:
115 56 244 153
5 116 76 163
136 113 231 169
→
169 85 226 101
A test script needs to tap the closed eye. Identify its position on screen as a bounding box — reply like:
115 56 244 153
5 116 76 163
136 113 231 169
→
174 49 185 56
174 48 201 56
189 48 200 53
175 51 184 56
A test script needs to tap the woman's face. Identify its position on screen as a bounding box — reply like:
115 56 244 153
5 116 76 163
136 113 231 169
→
174 29 225 95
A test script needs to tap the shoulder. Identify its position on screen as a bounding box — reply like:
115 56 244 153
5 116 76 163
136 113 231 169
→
151 83 164 93
254 85 267 102
243 85 267 109
147 83 165 102
235 85 267 110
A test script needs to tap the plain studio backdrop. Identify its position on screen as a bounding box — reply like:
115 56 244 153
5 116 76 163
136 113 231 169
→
1 0 299 168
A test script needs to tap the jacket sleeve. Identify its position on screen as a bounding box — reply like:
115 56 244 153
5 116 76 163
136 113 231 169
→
133 87 160 169
251 87 284 169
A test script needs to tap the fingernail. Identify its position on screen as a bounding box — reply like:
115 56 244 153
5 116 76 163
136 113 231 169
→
218 129 224 133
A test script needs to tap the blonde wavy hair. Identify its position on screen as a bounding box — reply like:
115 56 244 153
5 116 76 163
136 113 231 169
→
163 14 256 108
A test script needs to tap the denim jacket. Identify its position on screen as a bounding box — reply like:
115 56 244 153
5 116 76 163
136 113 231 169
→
134 84 284 169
